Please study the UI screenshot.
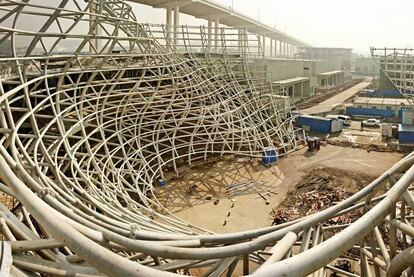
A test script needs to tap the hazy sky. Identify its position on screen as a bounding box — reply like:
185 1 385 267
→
134 0 414 55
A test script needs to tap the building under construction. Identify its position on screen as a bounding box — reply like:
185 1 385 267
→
0 1 414 276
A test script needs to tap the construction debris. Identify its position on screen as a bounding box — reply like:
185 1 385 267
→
274 167 375 224
187 184 198 195
327 139 401 153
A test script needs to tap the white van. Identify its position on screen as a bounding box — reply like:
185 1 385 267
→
326 115 351 126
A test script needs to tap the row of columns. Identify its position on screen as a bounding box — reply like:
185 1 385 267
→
166 6 222 51
258 35 298 58
164 5 298 56
166 7 180 45
320 73 345 87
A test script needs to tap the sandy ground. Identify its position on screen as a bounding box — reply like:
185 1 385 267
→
156 144 402 233
332 121 384 145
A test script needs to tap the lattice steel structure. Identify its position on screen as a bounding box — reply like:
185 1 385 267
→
1 1 414 276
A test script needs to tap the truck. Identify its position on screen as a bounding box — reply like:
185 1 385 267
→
326 115 351 126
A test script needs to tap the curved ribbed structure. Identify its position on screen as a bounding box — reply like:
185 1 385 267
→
1 1 414 276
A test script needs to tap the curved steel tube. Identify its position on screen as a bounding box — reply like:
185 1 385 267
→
0 1 414 276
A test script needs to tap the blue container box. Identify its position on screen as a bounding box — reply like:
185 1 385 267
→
297 115 332 134
262 149 277 165
159 179 166 187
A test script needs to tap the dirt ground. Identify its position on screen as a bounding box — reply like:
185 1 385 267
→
156 144 403 233
329 121 384 145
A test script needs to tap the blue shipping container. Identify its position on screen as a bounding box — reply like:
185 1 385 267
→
346 107 396 118
365 89 403 98
399 124 414 145
297 115 332 134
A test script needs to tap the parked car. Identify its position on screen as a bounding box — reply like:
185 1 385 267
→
362 118 381 127
326 115 351 126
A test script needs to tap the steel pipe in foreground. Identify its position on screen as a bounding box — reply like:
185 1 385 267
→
0 1 414 276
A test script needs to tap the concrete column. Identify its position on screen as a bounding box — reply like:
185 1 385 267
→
262 35 266 56
173 6 180 46
276 40 279 55
166 8 173 44
301 81 304 98
274 40 277 57
280 41 283 56
208 19 213 50
241 29 246 55
258 35 261 55
214 18 220 52
270 39 273 57
279 41 282 56
237 29 242 53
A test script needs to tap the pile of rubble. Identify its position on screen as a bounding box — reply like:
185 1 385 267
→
327 139 401 153
272 167 375 224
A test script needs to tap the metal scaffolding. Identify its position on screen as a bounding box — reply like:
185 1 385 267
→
371 47 414 103
0 1 414 276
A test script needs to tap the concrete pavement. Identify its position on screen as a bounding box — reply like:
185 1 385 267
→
301 79 372 115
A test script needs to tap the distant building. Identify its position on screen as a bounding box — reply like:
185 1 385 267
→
348 96 409 119
297 47 352 78
354 57 379 76
266 47 353 103
0 39 11 56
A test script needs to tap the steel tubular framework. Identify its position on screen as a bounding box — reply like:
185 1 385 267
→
0 1 413 276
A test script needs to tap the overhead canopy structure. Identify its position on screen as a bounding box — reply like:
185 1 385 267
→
131 0 310 47
318 70 344 76
273 76 309 86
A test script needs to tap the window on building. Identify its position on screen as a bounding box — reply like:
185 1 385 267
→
372 106 377 109
386 106 392 110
